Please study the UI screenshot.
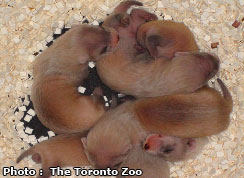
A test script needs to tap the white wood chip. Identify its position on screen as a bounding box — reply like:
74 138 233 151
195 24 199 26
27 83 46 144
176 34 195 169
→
48 131 55 137
19 131 28 139
101 5 110 12
164 15 172 20
237 52 244 58
18 106 26 112
27 109 35 116
239 0 244 5
42 136 48 141
54 28 62 34
92 20 99 25
204 35 211 41
17 124 24 132
182 1 189 8
56 2 64 9
25 127 33 134
28 55 35 62
5 86 11 93
23 114 32 122
193 27 201 33
43 5 51 11
78 86 86 94
205 158 213 163
50 6 57 14
46 36 54 43
1 27 8 34
88 61 95 68
13 36 20 43
38 136 45 142
23 100 30 106
20 71 27 77
157 1 164 8
28 135 37 142
31 140 38 145
18 14 26 21
103 96 108 102
58 21 64 28
217 151 225 157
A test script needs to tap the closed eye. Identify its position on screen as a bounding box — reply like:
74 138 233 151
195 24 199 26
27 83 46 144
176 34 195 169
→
164 148 174 154
161 146 174 154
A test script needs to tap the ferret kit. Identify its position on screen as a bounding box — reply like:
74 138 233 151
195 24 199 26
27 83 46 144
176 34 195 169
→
6 0 243 178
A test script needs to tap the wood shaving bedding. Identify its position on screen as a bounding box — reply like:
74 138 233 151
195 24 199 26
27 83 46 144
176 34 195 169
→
0 0 243 177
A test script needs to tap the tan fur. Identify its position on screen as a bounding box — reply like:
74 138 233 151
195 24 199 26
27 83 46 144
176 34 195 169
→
98 51 219 97
82 101 143 169
82 80 231 169
118 147 170 178
96 2 219 98
82 100 205 169
137 20 199 58
31 24 118 134
135 79 233 138
17 134 90 178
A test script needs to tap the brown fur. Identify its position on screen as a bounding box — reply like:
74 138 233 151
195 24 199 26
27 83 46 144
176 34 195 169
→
135 79 233 138
82 101 140 169
137 20 199 59
17 134 90 178
118 146 170 178
96 2 219 97
31 24 118 134
98 50 219 97
82 79 231 169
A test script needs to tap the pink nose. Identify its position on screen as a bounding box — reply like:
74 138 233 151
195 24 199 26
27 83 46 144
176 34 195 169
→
144 133 167 151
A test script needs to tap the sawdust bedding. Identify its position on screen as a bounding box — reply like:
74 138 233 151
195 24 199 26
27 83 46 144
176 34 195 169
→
0 0 243 177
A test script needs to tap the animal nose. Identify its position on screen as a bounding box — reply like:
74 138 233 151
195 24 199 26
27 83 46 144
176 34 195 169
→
144 143 150 150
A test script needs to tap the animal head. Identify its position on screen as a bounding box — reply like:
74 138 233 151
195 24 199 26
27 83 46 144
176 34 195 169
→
72 25 118 61
144 133 208 162
81 119 132 169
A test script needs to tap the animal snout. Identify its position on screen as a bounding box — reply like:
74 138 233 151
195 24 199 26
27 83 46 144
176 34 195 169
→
196 52 220 79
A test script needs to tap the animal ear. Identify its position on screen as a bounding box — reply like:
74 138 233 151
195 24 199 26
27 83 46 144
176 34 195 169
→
81 137 87 149
146 35 174 58
174 52 191 57
146 35 160 58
